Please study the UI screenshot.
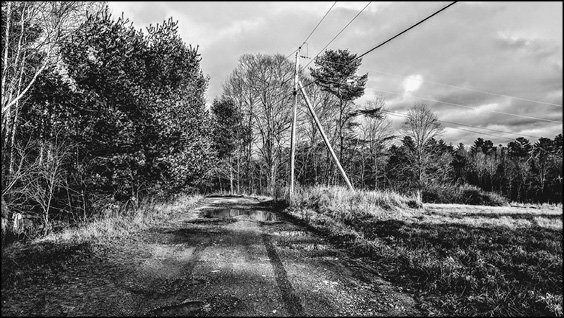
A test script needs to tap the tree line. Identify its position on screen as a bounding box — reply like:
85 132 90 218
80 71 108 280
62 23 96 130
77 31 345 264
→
1 3 561 235
218 50 562 204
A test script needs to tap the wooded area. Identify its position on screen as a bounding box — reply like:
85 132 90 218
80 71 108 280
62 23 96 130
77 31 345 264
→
1 3 562 237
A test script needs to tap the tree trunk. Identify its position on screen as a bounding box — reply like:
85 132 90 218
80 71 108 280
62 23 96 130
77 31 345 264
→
229 158 234 195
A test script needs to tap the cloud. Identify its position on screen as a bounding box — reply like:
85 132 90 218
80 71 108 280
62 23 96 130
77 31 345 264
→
402 74 423 97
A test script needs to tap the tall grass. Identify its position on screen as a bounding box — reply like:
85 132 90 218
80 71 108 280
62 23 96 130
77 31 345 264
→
35 194 203 245
284 186 563 316
290 185 422 220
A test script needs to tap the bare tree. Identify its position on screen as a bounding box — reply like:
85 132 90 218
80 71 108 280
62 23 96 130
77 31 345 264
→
357 95 395 189
401 104 444 197
223 53 294 195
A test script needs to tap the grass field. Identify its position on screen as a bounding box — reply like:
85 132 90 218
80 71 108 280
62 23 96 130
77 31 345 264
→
285 186 563 316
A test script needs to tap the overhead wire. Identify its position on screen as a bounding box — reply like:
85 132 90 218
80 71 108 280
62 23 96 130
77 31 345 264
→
300 1 338 49
285 2 337 60
384 111 517 142
303 2 372 69
369 70 563 107
296 75 557 144
374 88 562 123
355 1 457 61
382 110 544 140
385 110 559 157
304 58 563 107
383 111 556 147
300 74 561 124
303 2 457 89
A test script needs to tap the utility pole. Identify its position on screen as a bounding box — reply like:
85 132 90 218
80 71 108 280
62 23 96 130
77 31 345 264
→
289 48 300 198
298 80 354 192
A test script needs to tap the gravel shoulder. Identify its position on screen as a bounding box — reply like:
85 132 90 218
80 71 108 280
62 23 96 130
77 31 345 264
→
1 195 422 316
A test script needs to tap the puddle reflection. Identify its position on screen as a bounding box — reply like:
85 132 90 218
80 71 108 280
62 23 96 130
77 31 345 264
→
202 209 278 222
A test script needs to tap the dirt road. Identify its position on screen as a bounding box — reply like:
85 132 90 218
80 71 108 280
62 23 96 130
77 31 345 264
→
1 196 422 316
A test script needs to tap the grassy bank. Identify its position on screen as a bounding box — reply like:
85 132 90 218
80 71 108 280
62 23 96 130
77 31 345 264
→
35 194 203 245
284 186 563 316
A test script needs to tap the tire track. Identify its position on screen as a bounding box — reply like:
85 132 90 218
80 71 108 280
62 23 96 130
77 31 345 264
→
262 233 304 316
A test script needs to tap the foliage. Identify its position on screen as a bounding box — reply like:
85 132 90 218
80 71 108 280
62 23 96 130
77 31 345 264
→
211 97 245 159
309 49 368 167
3 5 215 235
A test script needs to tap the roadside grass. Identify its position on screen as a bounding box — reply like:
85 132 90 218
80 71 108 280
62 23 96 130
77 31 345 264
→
1 194 203 290
283 186 563 316
35 193 203 245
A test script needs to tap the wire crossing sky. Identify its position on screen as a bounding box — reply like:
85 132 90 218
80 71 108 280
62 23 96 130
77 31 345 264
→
108 2 563 146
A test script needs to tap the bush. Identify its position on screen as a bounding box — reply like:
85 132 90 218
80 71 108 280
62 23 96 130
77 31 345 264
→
422 183 509 206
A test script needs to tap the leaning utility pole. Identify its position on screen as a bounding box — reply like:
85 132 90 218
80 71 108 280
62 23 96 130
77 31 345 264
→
289 48 300 198
298 80 354 192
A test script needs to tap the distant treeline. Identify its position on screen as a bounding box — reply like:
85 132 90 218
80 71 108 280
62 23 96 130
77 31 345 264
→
1 3 561 235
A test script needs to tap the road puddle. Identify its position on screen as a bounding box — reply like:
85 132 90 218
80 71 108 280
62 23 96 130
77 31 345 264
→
202 209 278 222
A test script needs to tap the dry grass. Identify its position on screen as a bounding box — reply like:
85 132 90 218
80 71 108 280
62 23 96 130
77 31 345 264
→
289 185 422 221
35 194 203 245
285 186 563 316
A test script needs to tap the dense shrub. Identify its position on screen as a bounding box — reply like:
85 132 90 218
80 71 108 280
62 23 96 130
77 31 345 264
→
423 183 509 206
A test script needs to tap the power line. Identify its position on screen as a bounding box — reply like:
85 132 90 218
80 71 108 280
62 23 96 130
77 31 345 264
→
385 111 515 142
300 1 338 49
374 88 562 123
300 75 561 123
371 70 562 107
382 110 544 140
355 1 457 60
305 58 563 107
285 2 337 61
304 1 372 69
437 118 544 140
384 111 541 144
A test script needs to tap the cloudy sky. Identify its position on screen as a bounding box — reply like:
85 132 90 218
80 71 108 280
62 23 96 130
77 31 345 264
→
107 1 562 147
